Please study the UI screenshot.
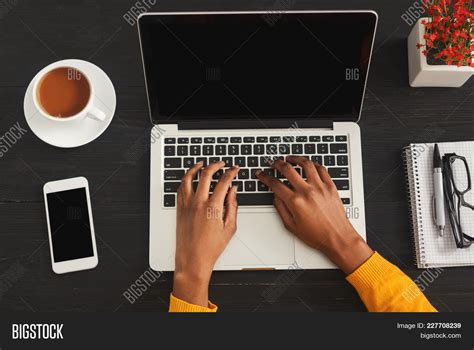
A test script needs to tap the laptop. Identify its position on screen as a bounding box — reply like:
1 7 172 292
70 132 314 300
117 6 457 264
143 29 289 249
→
138 11 378 271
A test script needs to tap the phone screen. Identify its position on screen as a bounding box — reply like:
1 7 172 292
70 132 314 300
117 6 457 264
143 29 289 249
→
46 188 94 262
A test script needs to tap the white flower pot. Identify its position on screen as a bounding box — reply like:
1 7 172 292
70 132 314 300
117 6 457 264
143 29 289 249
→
408 17 473 87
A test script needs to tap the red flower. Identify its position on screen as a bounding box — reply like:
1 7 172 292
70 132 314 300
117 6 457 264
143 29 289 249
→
417 0 473 67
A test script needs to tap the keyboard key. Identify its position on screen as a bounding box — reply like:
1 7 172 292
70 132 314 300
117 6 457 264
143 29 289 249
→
304 144 316 154
190 145 201 155
324 155 335 166
251 169 260 179
279 144 290 154
232 181 243 191
253 144 265 155
270 136 281 142
235 157 246 167
164 194 175 207
204 137 215 143
216 145 226 155
213 169 224 180
177 146 188 156
192 181 199 191
309 136 321 142
341 198 350 205
317 144 329 154
165 170 185 181
292 144 303 154
257 136 268 142
228 145 239 155
244 137 255 143
209 157 220 164
164 182 180 193
260 156 272 166
258 181 269 191
283 136 294 142
337 155 348 166
266 144 278 155
311 155 323 164
217 137 229 143
328 167 349 178
164 146 175 156
245 181 256 191
230 137 242 143
239 168 250 179
241 144 252 155
222 157 233 167
330 143 348 154
263 168 275 177
164 158 181 168
183 157 194 168
178 138 189 144
191 137 202 144
333 180 349 191
248 157 258 167
322 136 334 142
196 157 207 166
237 193 274 205
296 136 307 142
164 138 176 144
203 145 213 155
336 135 347 142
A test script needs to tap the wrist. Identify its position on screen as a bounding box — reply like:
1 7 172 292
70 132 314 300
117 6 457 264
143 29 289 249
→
172 270 211 308
321 227 373 275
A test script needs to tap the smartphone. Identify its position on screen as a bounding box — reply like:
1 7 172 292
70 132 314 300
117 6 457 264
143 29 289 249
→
43 177 98 274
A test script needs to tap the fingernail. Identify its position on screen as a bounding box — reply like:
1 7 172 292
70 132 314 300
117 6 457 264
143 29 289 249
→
255 169 262 176
198 161 204 165
233 165 240 169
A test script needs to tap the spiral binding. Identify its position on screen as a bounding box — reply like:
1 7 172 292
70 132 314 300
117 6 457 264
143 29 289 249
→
402 145 427 268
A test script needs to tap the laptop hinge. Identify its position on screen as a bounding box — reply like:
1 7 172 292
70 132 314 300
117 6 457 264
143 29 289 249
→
178 119 333 130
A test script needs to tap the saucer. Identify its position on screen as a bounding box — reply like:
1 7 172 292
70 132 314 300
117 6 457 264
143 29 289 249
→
24 59 116 148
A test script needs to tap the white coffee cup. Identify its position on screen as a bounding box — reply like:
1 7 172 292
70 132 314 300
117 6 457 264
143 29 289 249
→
32 65 106 123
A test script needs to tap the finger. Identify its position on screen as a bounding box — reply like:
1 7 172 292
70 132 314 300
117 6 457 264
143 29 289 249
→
178 161 204 203
256 169 294 199
274 195 296 232
286 155 321 184
224 185 238 235
271 159 307 190
211 165 240 205
315 163 334 186
195 161 225 200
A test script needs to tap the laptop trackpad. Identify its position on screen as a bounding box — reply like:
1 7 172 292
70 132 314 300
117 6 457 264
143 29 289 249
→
216 211 295 268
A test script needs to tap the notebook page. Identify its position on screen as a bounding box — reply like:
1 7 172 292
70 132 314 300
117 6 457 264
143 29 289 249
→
413 141 474 267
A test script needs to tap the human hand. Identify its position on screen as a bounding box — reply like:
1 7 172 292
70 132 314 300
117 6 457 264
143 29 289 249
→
256 156 373 274
173 161 239 307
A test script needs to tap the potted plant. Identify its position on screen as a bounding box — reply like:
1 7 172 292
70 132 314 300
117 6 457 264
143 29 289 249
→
408 0 473 87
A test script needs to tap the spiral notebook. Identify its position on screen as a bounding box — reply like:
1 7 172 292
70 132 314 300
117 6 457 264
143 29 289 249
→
403 141 474 268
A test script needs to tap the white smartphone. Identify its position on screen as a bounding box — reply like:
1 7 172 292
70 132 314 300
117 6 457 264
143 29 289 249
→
43 177 98 274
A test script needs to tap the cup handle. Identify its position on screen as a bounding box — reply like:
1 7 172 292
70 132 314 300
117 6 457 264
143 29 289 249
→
87 106 107 121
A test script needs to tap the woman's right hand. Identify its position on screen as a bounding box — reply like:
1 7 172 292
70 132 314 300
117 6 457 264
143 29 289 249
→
256 156 373 274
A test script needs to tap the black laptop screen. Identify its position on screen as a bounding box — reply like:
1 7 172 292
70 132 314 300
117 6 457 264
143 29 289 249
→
139 12 377 124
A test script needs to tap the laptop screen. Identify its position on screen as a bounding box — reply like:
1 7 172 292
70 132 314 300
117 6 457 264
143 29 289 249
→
139 12 377 124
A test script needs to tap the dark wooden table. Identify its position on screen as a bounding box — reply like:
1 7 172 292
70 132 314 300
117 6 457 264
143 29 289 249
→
1 0 473 312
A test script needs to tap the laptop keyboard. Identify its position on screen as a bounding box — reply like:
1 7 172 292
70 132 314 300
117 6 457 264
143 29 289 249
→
162 135 350 207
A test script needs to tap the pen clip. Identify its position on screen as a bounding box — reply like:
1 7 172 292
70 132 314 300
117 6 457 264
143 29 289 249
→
432 195 437 222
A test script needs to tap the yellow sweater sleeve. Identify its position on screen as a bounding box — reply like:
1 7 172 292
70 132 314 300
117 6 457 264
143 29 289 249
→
169 293 217 312
168 252 436 312
346 252 437 312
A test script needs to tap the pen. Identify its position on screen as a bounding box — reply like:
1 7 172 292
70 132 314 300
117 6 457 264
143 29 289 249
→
433 144 445 237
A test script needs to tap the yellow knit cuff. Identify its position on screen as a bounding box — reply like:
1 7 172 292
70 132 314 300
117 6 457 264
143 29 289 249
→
169 293 218 312
345 252 393 291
